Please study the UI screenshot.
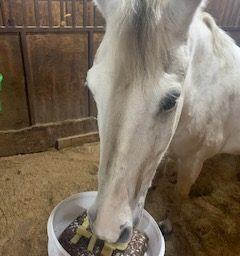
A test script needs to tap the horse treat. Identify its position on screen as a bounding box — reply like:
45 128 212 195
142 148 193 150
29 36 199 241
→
59 212 149 256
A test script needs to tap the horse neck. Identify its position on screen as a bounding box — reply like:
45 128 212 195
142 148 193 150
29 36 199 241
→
186 12 240 91
179 12 240 124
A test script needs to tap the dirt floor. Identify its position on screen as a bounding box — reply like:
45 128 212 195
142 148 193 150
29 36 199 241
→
0 142 240 256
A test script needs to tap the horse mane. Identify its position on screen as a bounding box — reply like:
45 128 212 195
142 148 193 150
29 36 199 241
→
201 12 236 58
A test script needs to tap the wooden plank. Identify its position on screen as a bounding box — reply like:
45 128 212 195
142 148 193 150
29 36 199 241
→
75 0 84 26
65 0 71 26
0 34 30 130
0 0 7 26
53 1 62 27
0 117 97 157
25 0 36 26
72 0 76 27
60 0 64 25
83 0 87 27
34 0 40 26
26 32 89 124
87 0 94 26
8 0 13 21
37 0 50 26
0 4 2 26
94 6 105 27
56 131 99 150
19 31 36 125
93 32 104 58
21 0 27 26
47 0 53 27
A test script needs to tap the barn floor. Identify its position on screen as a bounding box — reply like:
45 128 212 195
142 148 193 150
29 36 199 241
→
0 143 240 256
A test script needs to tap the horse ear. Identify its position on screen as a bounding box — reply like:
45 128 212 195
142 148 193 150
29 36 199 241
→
93 0 119 20
166 0 207 39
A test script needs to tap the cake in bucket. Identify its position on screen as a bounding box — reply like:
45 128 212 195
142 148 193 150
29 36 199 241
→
59 212 149 256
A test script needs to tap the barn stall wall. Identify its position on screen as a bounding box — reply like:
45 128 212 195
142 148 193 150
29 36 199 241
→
0 0 239 157
0 0 104 156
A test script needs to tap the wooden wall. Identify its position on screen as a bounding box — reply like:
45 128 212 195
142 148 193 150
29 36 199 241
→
0 0 105 27
1 0 238 28
0 0 239 156
27 33 89 123
0 0 103 156
0 34 30 130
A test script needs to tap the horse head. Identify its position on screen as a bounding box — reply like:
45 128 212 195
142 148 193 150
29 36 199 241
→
87 0 205 243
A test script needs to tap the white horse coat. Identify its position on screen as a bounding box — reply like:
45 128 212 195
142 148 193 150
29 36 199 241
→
86 0 240 243
170 12 240 196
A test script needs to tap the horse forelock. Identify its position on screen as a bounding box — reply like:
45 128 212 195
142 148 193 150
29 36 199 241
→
107 0 207 83
131 0 165 67
108 0 171 82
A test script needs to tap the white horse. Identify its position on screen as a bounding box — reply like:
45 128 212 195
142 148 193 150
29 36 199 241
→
86 0 240 243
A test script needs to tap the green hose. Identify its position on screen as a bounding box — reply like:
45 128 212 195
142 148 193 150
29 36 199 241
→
0 73 3 112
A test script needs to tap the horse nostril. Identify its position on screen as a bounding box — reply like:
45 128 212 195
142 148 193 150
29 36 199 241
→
117 224 132 244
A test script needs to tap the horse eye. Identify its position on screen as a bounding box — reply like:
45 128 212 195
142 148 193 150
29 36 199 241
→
160 90 181 112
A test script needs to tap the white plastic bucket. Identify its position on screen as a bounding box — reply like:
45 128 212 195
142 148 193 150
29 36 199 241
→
47 191 165 256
